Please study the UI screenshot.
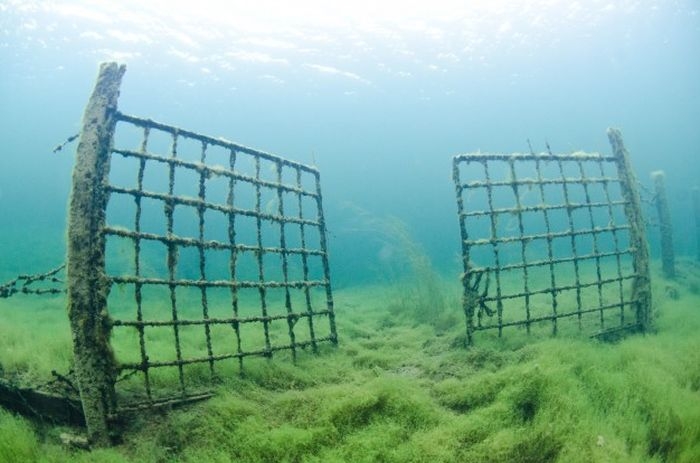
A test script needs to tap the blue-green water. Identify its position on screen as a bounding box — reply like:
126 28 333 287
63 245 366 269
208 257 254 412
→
1 1 699 287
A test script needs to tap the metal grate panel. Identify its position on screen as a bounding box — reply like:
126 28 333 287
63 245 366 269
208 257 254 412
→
104 114 337 404
453 143 650 345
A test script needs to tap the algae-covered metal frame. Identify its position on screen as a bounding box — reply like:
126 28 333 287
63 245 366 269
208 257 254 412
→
66 62 337 444
453 134 651 346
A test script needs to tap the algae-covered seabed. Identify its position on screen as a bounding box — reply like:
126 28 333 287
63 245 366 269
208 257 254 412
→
1 260 700 463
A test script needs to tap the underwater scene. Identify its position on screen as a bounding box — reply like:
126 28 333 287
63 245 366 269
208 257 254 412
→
1 1 700 461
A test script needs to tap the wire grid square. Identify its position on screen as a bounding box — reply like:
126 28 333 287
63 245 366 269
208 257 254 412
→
454 152 639 343
104 114 336 403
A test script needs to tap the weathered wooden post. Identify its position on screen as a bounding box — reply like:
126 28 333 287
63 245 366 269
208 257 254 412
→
607 128 652 331
66 62 125 446
693 187 700 262
651 171 675 278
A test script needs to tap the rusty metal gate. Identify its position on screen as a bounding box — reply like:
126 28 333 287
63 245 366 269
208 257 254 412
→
67 63 337 444
453 133 651 345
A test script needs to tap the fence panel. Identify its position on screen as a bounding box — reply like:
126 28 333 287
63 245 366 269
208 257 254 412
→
66 62 337 444
453 134 650 345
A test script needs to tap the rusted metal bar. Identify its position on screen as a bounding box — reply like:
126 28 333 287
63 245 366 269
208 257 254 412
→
253 156 273 356
66 62 125 446
473 300 641 330
110 148 318 199
227 148 244 372
0 264 65 298
314 169 338 346
115 335 335 371
116 112 318 174
534 155 559 335
452 157 474 344
109 275 328 289
464 224 631 247
459 199 628 218
454 152 616 162
461 175 621 189
472 249 633 273
507 159 532 332
111 310 331 327
104 226 324 254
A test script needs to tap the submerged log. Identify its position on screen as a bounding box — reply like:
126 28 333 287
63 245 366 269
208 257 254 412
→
0 377 85 426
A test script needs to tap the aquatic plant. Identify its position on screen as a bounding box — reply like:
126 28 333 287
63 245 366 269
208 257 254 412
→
0 260 699 461
342 206 454 327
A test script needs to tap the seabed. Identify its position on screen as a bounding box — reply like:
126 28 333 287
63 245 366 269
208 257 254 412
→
1 258 699 462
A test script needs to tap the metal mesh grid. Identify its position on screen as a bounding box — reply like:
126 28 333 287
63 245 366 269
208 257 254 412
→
104 113 336 403
453 152 646 344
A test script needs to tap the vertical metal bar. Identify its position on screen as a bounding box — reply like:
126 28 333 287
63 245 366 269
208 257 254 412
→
314 170 337 345
577 160 605 327
651 171 675 279
66 62 125 446
508 159 531 333
555 157 583 329
197 141 215 374
297 168 318 351
534 156 558 335
227 149 244 371
134 127 151 401
607 128 652 331
166 131 186 393
276 161 297 360
254 157 272 355
483 160 504 336
453 157 476 344
596 162 627 326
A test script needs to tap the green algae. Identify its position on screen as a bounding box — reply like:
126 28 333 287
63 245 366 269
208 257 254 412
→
0 260 699 462
0 408 39 462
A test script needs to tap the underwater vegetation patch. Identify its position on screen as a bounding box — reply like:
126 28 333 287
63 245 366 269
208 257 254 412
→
2 261 700 461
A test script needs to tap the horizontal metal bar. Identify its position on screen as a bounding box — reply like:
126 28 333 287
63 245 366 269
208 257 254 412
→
116 335 336 371
115 392 213 413
474 299 638 330
108 275 329 289
110 148 318 199
466 249 634 273
464 224 631 247
116 112 319 175
105 186 319 227
459 200 628 218
103 227 325 256
111 310 331 327
460 176 620 189
454 152 617 163
480 274 638 303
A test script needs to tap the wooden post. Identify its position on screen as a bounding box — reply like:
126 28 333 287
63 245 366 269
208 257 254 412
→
651 171 675 278
452 157 475 345
693 187 700 262
66 62 125 446
607 128 652 331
